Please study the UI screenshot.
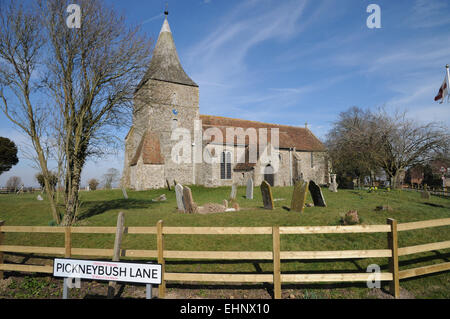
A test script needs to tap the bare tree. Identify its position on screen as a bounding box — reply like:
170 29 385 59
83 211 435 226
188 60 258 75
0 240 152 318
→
103 168 120 190
6 176 22 191
0 0 152 225
373 110 449 188
0 1 61 222
327 106 449 189
326 107 381 186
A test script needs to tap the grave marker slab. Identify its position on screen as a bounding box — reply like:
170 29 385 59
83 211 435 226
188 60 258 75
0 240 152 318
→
183 186 197 213
121 187 128 199
230 184 237 201
260 180 274 210
175 184 185 212
246 178 254 199
290 180 309 213
308 180 327 207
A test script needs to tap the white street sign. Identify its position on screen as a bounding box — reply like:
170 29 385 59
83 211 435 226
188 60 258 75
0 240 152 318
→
53 258 162 285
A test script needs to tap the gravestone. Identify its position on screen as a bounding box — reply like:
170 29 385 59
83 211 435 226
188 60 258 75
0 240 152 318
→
308 180 327 207
37 195 43 201
175 184 185 212
222 199 228 208
121 187 128 199
290 180 309 213
152 194 166 202
260 180 274 210
183 186 197 213
166 179 171 191
246 178 254 199
329 174 338 193
421 190 431 199
230 184 237 201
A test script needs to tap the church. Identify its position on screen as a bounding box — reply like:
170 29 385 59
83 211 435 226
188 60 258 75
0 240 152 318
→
121 15 329 190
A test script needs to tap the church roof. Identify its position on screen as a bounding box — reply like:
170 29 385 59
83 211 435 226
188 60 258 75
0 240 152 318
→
137 17 198 90
200 114 326 152
130 130 164 166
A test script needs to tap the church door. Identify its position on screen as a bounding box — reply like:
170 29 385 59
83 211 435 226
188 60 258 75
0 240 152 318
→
264 165 274 186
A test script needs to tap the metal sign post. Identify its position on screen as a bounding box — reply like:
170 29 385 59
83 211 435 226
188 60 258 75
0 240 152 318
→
62 278 69 299
146 284 152 299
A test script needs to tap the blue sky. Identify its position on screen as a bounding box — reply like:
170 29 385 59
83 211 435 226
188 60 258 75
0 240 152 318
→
1 0 449 187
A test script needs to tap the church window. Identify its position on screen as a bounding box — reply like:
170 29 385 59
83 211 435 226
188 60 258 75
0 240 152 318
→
221 151 232 180
311 152 314 168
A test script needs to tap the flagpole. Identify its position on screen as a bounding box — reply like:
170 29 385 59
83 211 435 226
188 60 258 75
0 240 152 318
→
446 64 450 88
447 64 450 101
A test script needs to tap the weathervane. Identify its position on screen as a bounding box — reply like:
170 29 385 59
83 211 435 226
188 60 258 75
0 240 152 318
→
164 2 168 16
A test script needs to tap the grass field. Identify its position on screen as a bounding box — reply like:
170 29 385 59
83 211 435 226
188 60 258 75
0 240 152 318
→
0 185 449 298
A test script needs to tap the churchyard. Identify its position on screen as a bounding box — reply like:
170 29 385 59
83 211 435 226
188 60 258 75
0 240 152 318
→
0 184 449 299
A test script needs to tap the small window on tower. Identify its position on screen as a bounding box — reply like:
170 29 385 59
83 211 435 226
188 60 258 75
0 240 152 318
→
172 118 178 130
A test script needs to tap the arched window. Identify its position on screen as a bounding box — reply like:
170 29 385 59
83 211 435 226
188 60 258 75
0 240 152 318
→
221 151 232 180
264 164 274 186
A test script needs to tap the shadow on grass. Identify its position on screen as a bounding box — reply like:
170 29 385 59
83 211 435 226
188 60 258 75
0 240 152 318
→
422 202 448 209
77 198 158 221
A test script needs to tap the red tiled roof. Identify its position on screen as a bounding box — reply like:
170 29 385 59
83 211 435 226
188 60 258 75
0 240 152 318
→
130 130 164 166
200 114 326 151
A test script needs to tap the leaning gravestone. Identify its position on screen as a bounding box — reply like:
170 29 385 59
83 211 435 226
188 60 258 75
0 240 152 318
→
329 174 338 193
121 187 128 199
175 184 185 212
230 184 237 201
260 180 274 210
290 180 309 213
308 180 327 207
183 186 197 213
246 177 254 199
166 179 171 191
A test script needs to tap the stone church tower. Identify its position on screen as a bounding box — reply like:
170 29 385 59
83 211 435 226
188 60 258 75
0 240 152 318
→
122 15 199 190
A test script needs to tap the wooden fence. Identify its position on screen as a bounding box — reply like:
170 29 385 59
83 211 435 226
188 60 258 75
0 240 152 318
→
0 217 449 299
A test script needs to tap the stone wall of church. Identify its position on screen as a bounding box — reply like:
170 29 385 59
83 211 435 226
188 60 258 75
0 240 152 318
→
129 158 165 190
293 151 328 185
124 79 200 189
194 144 328 188
146 79 199 186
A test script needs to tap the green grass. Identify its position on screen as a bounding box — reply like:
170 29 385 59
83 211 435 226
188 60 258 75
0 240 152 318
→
1 186 449 298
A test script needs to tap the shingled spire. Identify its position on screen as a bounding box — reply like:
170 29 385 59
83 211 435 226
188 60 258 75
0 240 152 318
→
138 13 198 89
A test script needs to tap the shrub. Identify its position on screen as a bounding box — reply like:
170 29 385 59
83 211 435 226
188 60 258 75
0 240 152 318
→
88 178 99 191
35 172 58 191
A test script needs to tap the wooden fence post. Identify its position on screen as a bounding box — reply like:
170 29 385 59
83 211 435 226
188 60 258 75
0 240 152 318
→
272 226 281 299
157 220 165 298
387 218 400 298
107 212 125 299
64 227 71 258
0 221 4 280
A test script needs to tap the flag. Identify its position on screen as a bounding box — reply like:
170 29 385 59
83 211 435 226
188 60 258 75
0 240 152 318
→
434 67 449 103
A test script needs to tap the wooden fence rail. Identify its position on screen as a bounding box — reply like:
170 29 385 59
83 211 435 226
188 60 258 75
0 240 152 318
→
0 217 449 299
